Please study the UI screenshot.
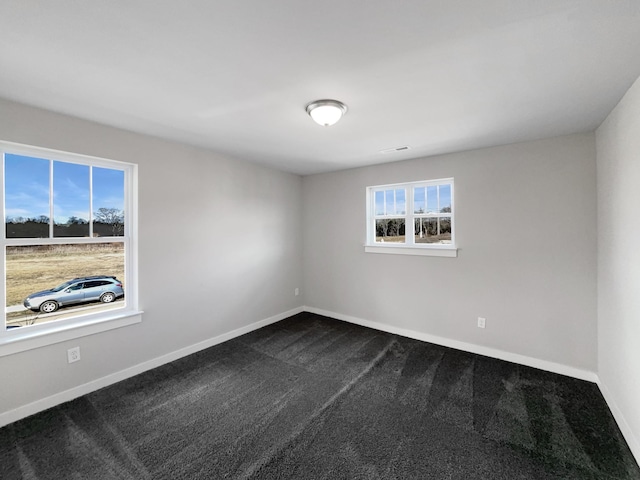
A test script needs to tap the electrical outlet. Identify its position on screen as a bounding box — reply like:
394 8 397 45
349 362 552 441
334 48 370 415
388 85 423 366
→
477 317 486 329
295 288 299 296
67 346 81 363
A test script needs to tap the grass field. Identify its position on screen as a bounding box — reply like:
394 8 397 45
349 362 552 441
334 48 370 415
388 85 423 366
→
6 243 125 308
376 234 452 244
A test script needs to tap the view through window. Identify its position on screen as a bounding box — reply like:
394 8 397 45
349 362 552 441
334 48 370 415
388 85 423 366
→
367 178 455 249
2 145 134 331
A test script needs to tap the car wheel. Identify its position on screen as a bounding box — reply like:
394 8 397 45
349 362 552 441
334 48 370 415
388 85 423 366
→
39 301 59 313
100 292 116 303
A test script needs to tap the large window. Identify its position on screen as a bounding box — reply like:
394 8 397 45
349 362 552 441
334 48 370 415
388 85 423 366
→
0 141 139 354
366 178 457 257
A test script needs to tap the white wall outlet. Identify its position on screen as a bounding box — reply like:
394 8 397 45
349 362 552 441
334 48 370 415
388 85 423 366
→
477 317 486 329
295 288 299 296
67 346 81 363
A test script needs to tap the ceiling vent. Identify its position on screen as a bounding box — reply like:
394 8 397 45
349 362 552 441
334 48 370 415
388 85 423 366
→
380 146 411 154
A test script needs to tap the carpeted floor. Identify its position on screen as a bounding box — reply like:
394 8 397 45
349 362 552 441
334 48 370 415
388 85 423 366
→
1 312 639 479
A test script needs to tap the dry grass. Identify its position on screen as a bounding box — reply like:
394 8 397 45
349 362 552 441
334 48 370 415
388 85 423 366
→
415 233 452 244
376 234 452 244
376 235 406 243
6 243 125 307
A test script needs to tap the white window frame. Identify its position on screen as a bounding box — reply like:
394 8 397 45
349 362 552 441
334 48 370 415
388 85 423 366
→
365 178 457 257
0 141 141 356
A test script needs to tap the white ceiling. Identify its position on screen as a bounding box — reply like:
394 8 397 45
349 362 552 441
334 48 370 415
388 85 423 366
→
1 1 639 175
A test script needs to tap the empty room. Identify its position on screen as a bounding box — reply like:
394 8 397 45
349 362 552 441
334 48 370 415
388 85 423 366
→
1 1 640 479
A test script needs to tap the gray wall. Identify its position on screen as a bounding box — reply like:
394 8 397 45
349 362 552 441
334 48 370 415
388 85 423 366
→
303 134 597 371
596 75 640 457
0 96 620 443
0 98 304 414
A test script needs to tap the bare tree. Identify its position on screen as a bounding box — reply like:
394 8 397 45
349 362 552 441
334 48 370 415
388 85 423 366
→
94 208 124 235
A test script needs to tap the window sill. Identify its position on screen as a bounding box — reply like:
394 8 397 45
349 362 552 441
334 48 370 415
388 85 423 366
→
1 309 143 357
364 244 458 257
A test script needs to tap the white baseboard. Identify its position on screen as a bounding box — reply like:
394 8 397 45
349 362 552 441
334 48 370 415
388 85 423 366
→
304 306 598 383
597 378 640 465
0 306 304 428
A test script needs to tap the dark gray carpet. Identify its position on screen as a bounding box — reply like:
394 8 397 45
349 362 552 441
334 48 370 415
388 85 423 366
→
1 312 639 479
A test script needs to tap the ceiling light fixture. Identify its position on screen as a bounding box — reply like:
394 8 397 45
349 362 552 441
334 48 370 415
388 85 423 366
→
305 99 348 126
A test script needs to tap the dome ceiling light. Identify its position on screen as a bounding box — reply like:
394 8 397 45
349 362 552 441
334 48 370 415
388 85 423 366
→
305 99 348 126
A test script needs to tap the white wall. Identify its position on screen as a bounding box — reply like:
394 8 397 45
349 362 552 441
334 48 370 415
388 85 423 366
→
303 134 597 373
0 98 303 416
596 75 640 459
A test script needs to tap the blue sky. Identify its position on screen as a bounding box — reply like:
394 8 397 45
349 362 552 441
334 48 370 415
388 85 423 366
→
375 185 451 216
414 184 451 213
4 154 124 223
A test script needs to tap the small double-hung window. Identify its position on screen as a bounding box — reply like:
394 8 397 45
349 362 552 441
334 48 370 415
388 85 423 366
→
365 178 457 257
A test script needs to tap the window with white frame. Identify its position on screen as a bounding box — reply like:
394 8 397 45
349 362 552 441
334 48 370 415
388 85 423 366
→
365 178 456 257
0 141 139 353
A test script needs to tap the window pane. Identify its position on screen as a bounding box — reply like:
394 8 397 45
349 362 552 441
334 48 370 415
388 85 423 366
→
374 191 385 215
93 167 125 237
426 186 438 214
375 218 405 243
378 188 405 215
4 154 50 238
384 190 394 214
439 184 452 213
414 187 426 214
414 217 452 244
395 189 405 215
53 161 90 237
5 243 125 329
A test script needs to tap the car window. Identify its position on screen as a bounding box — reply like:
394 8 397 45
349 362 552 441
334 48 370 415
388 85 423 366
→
52 281 74 292
68 283 84 291
84 280 108 288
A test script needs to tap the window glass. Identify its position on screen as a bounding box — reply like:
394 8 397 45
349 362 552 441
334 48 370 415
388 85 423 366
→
414 187 426 214
375 218 405 243
4 154 50 238
374 191 385 215
384 190 394 214
439 184 452 212
5 243 125 328
395 189 406 215
377 188 406 215
93 167 125 237
426 186 438 214
53 161 90 237
414 218 452 244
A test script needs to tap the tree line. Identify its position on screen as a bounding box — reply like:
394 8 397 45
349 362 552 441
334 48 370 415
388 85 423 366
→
6 208 124 237
376 216 452 239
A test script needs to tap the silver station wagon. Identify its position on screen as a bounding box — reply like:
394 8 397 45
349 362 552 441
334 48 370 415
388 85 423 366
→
23 276 124 313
